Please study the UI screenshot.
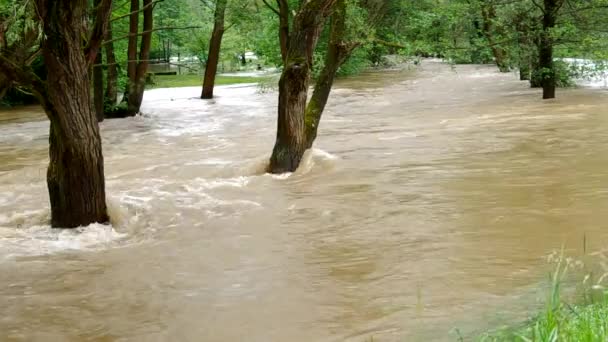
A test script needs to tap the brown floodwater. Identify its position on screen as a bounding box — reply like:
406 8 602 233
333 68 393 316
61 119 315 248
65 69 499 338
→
1 60 608 341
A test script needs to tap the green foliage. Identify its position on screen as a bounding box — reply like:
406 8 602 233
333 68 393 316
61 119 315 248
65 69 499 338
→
481 252 608 342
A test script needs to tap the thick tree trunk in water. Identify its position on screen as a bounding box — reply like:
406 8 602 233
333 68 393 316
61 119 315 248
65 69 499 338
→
201 0 227 99
38 0 109 227
277 0 290 62
105 26 118 106
121 0 153 115
0 74 9 100
305 0 353 149
131 0 154 112
268 0 336 173
540 0 557 99
124 0 139 116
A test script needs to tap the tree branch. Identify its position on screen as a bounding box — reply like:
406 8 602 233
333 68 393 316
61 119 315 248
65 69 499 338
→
0 53 46 99
261 0 280 16
111 0 165 22
86 0 113 65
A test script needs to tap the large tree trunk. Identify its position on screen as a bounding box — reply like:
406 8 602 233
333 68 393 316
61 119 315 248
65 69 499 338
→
121 0 154 115
268 0 336 173
304 0 354 149
39 0 109 228
277 0 289 62
105 24 118 106
201 0 227 99
0 74 9 101
540 0 557 99
125 0 140 115
130 0 154 112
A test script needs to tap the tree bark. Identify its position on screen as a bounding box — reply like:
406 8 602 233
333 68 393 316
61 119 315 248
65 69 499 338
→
201 0 227 99
277 0 289 62
540 0 558 99
120 0 154 115
125 0 140 115
304 0 354 149
37 0 110 228
268 0 337 173
131 0 154 112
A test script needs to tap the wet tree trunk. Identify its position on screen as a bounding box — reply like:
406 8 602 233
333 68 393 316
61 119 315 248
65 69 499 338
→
201 0 227 99
125 0 140 115
480 3 509 72
105 25 118 106
268 0 336 173
121 0 154 115
131 0 154 112
277 0 290 62
305 0 355 149
540 0 558 99
39 0 110 227
0 74 9 100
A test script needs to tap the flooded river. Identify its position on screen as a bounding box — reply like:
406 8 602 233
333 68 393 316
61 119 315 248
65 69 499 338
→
1 61 608 341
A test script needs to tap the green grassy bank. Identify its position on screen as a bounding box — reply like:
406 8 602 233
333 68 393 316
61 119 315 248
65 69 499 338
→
148 74 270 89
480 255 608 342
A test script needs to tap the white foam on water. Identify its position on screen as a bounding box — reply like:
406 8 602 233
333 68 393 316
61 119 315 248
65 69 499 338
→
293 148 338 176
0 197 137 260
264 148 339 179
0 223 126 260
192 176 251 190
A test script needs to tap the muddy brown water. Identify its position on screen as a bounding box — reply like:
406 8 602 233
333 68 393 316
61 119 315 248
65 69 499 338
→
1 61 608 341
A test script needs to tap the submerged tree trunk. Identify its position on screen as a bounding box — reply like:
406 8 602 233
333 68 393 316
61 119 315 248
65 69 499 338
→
540 0 557 99
121 0 154 115
304 0 355 149
277 0 290 62
125 0 140 115
268 0 336 173
105 24 118 106
131 0 154 111
39 0 110 227
201 0 227 99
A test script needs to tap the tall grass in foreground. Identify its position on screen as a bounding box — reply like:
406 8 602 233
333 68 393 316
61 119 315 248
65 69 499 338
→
480 251 608 342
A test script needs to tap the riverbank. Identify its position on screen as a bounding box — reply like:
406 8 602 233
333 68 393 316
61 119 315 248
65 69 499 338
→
482 301 608 341
480 256 608 342
148 74 272 89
